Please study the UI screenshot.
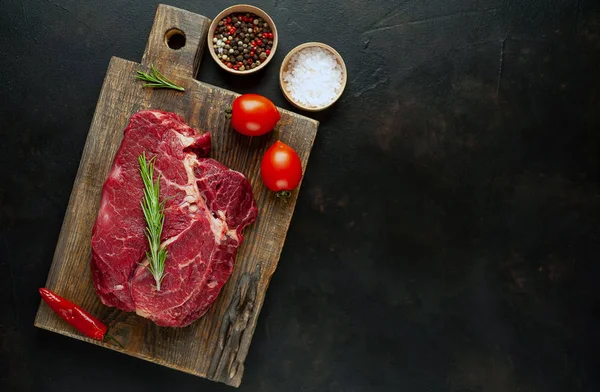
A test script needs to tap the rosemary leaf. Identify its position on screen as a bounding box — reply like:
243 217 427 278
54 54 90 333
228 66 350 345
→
138 152 168 291
135 64 185 91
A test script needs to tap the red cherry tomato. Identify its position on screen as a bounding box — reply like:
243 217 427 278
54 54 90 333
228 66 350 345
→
230 94 281 136
260 141 303 194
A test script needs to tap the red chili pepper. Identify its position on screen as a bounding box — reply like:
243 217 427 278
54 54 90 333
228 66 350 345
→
40 288 106 339
39 288 123 347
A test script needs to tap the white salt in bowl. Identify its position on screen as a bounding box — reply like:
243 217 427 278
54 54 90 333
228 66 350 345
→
279 42 347 112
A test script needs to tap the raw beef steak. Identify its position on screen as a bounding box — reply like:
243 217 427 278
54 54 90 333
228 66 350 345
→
91 110 258 327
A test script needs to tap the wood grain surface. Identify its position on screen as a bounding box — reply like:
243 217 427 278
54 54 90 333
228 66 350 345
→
33 4 319 387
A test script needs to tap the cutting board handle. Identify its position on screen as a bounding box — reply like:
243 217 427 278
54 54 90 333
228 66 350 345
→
141 4 211 80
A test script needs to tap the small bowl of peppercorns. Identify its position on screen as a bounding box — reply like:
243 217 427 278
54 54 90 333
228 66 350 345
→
208 5 278 74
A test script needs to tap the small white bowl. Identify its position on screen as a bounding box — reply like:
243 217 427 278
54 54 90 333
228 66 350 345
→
208 4 278 74
279 42 347 112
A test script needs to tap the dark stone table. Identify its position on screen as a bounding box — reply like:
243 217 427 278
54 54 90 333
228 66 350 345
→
2 1 599 391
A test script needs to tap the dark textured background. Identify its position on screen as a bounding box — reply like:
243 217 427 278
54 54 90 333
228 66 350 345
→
2 0 600 391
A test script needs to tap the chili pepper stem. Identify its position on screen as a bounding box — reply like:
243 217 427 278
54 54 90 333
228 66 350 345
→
104 333 125 349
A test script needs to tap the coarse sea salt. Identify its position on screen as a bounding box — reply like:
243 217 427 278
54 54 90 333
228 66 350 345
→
283 47 344 108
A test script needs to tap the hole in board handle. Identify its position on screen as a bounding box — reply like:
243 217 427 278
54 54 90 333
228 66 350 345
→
165 29 186 50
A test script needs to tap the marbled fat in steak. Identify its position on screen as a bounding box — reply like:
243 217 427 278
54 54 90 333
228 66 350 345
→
91 110 257 327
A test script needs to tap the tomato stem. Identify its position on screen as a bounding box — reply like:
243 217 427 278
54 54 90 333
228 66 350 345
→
276 190 292 201
224 106 232 119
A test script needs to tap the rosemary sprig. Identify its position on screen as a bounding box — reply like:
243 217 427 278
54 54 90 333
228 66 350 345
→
135 64 185 91
138 152 168 291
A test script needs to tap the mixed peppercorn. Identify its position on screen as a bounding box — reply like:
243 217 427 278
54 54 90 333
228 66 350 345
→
212 12 274 71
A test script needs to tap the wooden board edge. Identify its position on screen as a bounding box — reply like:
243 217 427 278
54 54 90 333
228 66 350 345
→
222 266 279 387
34 316 218 381
207 128 319 387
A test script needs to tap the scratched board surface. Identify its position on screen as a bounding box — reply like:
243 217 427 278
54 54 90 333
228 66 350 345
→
33 4 319 387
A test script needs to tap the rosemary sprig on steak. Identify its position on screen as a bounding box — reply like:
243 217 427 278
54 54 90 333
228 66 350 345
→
138 152 168 291
135 64 185 91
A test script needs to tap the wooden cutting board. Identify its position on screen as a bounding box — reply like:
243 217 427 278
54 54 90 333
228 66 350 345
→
34 4 318 387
